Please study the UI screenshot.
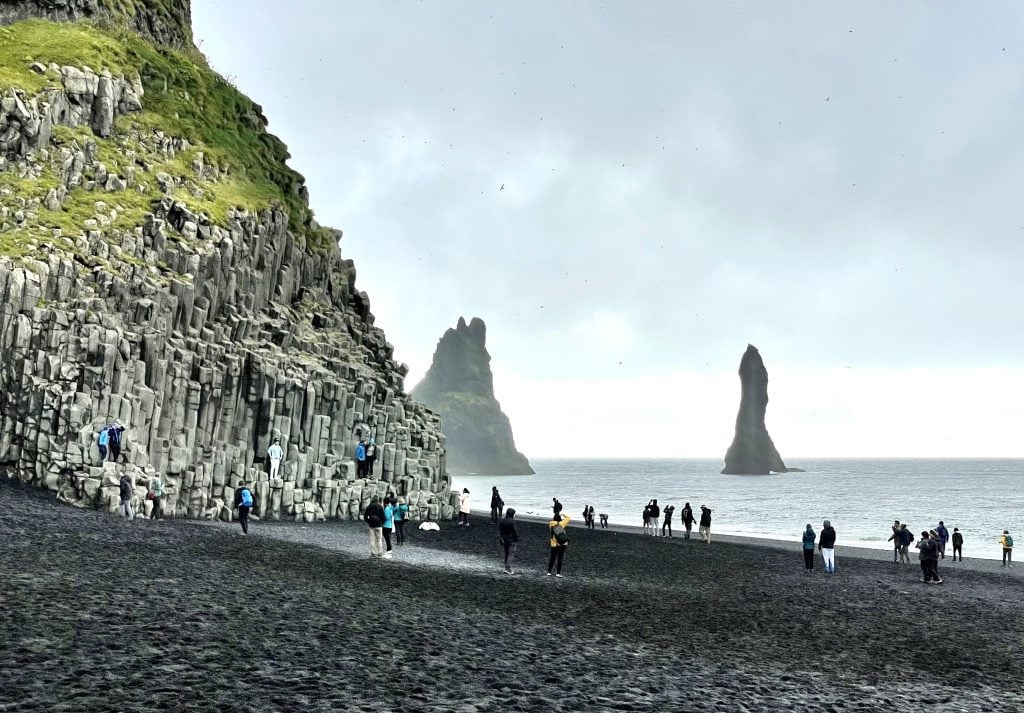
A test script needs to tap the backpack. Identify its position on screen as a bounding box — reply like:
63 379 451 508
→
1005 535 1014 548
552 522 569 545
240 488 253 508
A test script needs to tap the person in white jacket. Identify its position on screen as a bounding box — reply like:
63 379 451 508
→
458 488 471 526
267 439 284 479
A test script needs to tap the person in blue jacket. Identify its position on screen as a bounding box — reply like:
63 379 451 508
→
802 524 816 571
394 496 410 545
355 438 368 479
935 521 949 559
382 497 395 558
97 427 110 463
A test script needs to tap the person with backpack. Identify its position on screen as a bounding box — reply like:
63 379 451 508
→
148 473 164 520
1000 530 1014 567
898 524 915 563
366 438 377 476
355 438 368 479
394 496 409 545
490 486 504 525
118 469 134 520
547 502 571 577
917 530 942 583
661 504 675 537
364 496 386 558
499 508 520 574
819 520 837 573
267 439 284 480
97 427 110 463
458 488 471 526
681 503 695 539
802 524 816 572
699 505 712 543
951 528 964 562
107 421 125 462
935 521 949 559
233 481 254 535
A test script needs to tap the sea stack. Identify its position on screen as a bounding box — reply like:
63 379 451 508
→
722 345 788 475
412 318 534 476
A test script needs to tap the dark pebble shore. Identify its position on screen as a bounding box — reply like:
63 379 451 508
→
2 481 1023 713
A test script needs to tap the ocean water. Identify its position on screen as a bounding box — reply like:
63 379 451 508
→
451 458 1024 560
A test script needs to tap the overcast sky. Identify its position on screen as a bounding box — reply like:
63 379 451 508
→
193 1 1024 458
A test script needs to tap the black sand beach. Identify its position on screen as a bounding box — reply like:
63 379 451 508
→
2 482 1023 712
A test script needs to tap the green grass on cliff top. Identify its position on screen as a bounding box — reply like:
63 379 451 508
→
0 20 328 250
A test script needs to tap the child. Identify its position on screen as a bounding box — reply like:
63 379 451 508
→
951 528 963 562
1000 530 1014 567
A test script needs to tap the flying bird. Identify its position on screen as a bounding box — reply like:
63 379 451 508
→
500 184 505 191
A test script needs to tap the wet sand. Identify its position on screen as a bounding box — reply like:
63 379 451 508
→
2 481 1023 712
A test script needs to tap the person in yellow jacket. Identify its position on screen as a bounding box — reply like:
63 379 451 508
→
547 503 571 578
1000 530 1014 567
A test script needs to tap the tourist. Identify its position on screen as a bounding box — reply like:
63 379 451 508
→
897 524 915 564
951 527 964 562
499 508 519 574
490 486 503 525
649 499 661 537
147 472 164 520
888 520 901 562
819 520 837 573
802 524 816 572
355 438 367 479
547 502 570 577
267 439 284 480
935 521 949 559
118 469 134 520
233 481 254 535
586 505 596 529
662 503 675 537
365 437 376 476
1000 530 1014 567
97 427 110 463
458 488 471 526
681 503 695 539
382 497 395 559
582 504 591 529
599 513 608 529
642 502 653 535
699 505 712 543
394 496 409 545
917 530 942 583
364 496 385 558
107 421 125 462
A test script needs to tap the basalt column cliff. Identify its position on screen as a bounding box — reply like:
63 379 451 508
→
413 317 533 476
722 344 788 475
0 1 453 522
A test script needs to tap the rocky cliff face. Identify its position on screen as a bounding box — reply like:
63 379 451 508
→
0 6 454 522
0 0 193 49
721 345 788 475
412 317 533 476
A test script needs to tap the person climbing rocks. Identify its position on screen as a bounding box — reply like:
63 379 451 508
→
147 472 164 520
819 520 837 573
898 524 915 564
233 481 254 535
801 524 816 571
366 437 377 476
935 521 949 559
917 529 942 583
394 496 409 545
661 504 675 537
951 528 964 562
364 495 385 559
649 499 661 537
118 469 134 521
499 508 520 574
458 488 471 526
1000 530 1014 567
267 439 284 480
699 505 712 543
888 520 902 562
547 502 570 577
681 503 695 539
107 421 125 462
97 427 110 463
490 486 504 525
355 438 368 479
382 497 395 559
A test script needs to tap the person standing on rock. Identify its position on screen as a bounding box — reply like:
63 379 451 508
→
951 528 964 562
382 497 395 559
118 469 134 521
147 472 164 520
547 502 570 577
681 503 696 539
355 438 367 479
366 438 377 477
935 521 949 559
699 505 712 543
108 421 125 463
233 481 254 535
490 486 504 525
662 504 675 537
97 427 110 464
267 439 284 480
802 524 816 572
819 520 837 573
1000 530 1014 567
394 496 409 545
499 508 520 574
458 488 471 526
364 496 385 559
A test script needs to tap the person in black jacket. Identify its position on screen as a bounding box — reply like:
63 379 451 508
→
681 503 696 539
364 496 386 559
108 421 125 463
917 530 942 583
499 508 520 574
951 528 964 562
661 504 675 537
699 505 712 543
118 470 134 520
490 486 504 524
818 520 837 573
649 500 661 537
